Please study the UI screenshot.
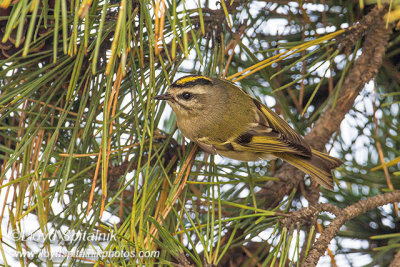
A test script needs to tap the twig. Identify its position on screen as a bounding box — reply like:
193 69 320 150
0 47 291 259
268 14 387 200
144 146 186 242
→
389 249 400 267
281 203 341 228
173 253 195 267
316 222 337 267
337 7 386 50
222 23 247 78
303 190 400 267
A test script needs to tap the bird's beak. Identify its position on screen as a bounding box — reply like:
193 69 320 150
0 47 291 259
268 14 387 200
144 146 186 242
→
154 93 173 100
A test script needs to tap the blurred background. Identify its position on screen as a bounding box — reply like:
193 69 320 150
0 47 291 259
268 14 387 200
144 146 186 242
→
0 0 399 266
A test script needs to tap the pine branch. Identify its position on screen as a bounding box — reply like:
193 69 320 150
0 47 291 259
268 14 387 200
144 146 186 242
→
389 249 400 267
303 190 400 267
259 6 393 208
281 203 341 228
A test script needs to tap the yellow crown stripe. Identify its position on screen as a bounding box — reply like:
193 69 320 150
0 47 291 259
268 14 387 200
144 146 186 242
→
175 76 212 85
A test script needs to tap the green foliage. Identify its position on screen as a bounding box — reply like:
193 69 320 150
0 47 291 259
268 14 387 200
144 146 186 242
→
0 0 399 266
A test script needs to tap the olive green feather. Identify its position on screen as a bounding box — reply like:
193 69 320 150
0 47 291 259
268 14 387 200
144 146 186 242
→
156 75 343 190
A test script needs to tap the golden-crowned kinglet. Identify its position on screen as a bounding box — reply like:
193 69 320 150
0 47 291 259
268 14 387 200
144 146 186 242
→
155 75 342 189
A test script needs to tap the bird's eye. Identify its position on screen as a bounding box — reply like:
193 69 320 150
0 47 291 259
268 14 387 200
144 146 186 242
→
181 92 193 100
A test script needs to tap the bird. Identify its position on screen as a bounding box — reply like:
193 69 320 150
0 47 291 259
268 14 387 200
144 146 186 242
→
154 75 342 189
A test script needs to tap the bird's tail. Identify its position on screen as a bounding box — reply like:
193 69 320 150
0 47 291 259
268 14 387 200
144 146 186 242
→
275 149 342 190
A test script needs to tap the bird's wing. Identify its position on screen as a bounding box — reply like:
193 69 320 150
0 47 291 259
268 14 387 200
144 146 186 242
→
218 129 310 156
198 125 310 157
221 98 312 157
249 99 311 157
194 98 311 158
